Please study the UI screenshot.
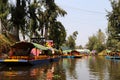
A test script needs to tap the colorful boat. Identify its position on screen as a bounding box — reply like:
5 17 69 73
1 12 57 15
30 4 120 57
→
62 49 83 58
62 55 74 58
106 56 120 60
105 51 120 60
74 55 83 58
62 55 82 58
0 41 60 66
0 54 52 66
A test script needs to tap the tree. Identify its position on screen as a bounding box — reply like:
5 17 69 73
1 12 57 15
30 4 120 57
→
66 31 78 49
7 0 67 49
86 35 97 51
0 0 9 33
23 0 67 47
10 0 26 41
36 0 67 48
41 0 67 39
49 21 66 49
86 29 106 53
97 29 106 44
106 0 120 50
27 0 40 39
76 45 83 49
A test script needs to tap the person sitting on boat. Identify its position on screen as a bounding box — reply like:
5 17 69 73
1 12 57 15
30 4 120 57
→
30 48 41 60
115 52 119 56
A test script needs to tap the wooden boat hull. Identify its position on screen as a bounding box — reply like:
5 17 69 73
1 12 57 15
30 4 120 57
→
50 56 61 62
62 56 74 58
106 56 120 60
29 59 51 65
74 55 82 58
0 58 55 66
0 59 31 66
62 55 82 58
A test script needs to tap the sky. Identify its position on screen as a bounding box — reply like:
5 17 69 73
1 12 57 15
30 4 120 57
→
55 0 112 47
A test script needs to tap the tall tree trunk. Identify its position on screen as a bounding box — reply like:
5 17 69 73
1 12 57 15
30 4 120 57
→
41 27 44 37
12 26 20 41
44 24 48 40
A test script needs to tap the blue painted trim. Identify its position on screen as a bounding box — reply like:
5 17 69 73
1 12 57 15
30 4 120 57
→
0 60 4 62
18 60 28 62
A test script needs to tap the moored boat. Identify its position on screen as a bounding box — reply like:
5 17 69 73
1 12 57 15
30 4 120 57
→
105 51 120 60
62 49 83 58
106 55 120 60
74 55 83 58
71 50 83 58
62 55 74 58
0 41 60 66
0 55 52 66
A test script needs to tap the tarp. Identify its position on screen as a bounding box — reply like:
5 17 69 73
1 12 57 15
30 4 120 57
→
32 43 48 50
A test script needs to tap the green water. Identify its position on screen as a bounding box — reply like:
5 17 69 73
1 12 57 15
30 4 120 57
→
0 56 120 80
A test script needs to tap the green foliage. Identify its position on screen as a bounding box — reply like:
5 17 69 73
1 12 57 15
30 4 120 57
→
10 0 26 40
86 29 106 53
66 35 75 49
0 0 67 49
106 0 120 50
49 21 66 49
86 35 97 51
26 0 67 49
76 45 83 49
116 42 120 50
0 0 9 33
0 0 9 19
38 0 67 48
11 0 26 26
0 34 15 53
66 31 78 49
47 50 52 56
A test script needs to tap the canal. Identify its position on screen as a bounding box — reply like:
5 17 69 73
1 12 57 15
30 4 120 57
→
0 56 120 80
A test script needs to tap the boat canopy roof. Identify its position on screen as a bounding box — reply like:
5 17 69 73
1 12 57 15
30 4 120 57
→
63 49 72 53
11 41 34 49
75 49 90 54
32 43 48 50
11 41 48 50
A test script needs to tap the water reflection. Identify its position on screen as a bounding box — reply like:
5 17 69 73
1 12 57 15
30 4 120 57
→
1 57 120 80
0 61 66 80
88 56 109 80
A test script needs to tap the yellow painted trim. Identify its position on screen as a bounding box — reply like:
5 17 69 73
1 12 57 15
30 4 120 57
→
4 59 19 62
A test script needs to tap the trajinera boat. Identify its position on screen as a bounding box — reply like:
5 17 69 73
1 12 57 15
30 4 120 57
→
106 52 120 60
62 49 83 58
0 41 60 66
